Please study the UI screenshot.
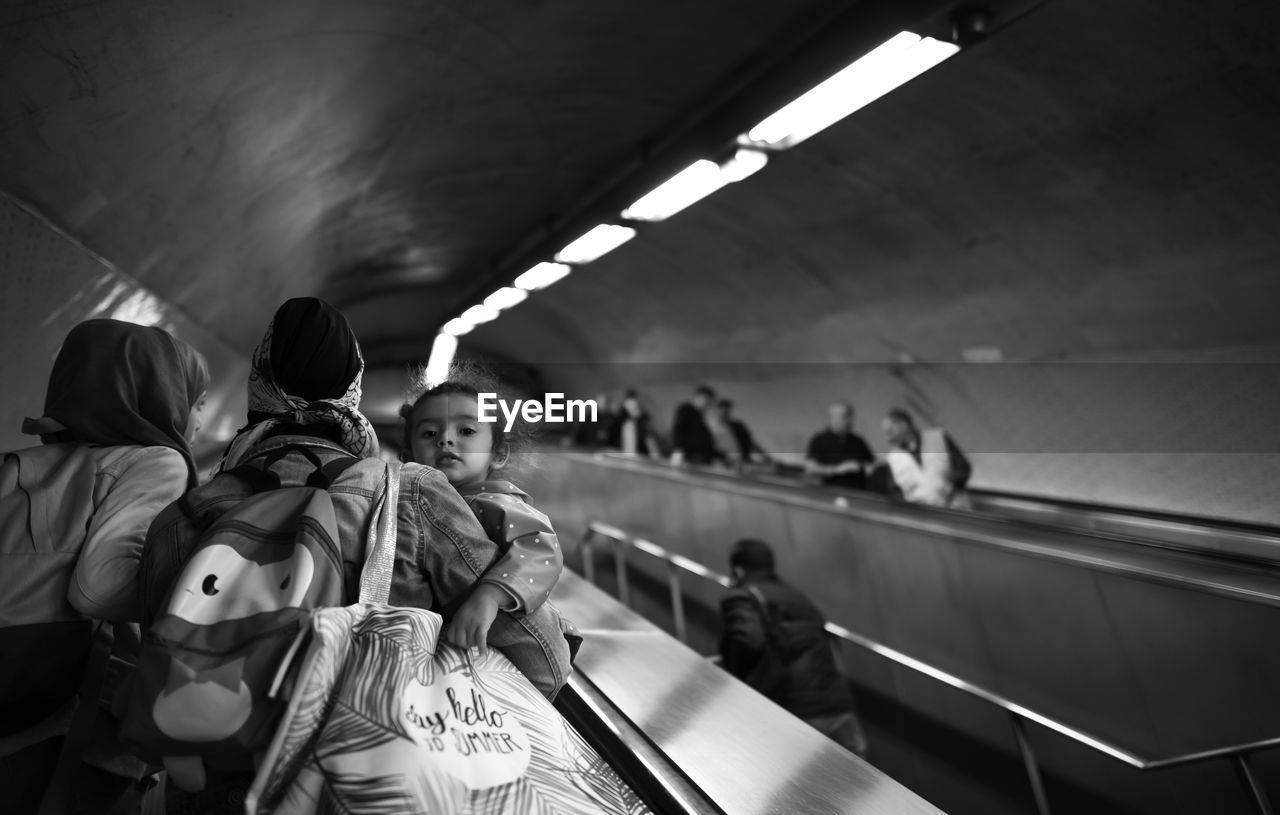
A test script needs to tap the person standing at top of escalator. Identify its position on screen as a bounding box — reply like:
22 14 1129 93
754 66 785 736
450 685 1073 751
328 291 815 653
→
882 408 972 509
803 402 875 490
719 539 868 757
609 389 661 458
708 399 772 469
670 384 722 466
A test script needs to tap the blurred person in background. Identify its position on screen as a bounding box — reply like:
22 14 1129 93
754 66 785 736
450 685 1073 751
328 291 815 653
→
803 402 875 490
882 408 972 509
670 384 720 466
610 389 661 458
709 399 771 469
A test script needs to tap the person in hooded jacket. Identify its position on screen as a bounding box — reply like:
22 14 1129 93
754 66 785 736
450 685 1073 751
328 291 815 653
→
0 318 209 815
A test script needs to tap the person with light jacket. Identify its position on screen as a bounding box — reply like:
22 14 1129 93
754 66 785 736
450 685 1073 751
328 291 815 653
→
0 318 208 815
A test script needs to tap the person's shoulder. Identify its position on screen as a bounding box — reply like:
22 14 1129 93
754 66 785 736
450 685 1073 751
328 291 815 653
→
720 585 754 607
98 444 187 475
457 479 531 502
397 460 449 486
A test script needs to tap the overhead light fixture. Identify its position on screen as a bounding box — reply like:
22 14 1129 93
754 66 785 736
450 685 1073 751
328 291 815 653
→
514 261 571 291
425 332 458 386
483 287 529 311
554 224 637 264
741 31 959 149
622 160 720 222
621 148 768 222
461 304 499 325
718 147 769 182
440 317 474 336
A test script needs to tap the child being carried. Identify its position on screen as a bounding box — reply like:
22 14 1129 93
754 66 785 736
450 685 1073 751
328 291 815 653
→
400 363 579 699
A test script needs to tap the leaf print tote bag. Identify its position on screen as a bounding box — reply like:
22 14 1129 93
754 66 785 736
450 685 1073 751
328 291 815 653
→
247 465 649 815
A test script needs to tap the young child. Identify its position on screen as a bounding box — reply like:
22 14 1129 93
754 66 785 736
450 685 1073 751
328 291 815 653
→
400 365 578 699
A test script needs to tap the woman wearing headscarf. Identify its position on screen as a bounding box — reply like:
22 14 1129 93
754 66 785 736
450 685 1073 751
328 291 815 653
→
141 298 520 813
0 318 209 815
217 295 378 470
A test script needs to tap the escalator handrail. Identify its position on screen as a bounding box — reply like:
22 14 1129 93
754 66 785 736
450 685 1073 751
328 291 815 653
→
568 455 1280 608
585 447 1280 537
555 671 724 815
579 449 1280 563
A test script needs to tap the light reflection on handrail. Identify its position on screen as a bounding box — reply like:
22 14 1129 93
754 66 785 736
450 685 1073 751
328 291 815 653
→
580 520 1278 815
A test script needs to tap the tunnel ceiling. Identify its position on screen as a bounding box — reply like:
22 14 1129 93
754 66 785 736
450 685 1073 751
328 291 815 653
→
4 0 1280 386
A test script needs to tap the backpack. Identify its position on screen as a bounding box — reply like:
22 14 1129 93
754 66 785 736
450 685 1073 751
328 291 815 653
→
122 444 358 791
0 444 99 736
743 583 790 700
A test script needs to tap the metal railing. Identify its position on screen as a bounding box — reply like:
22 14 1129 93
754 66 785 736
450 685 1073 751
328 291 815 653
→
578 521 1279 815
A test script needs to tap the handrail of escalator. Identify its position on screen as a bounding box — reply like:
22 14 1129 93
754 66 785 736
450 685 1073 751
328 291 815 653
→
558 451 1280 611
555 670 724 815
572 448 1280 563
578 520 1280 815
560 450 1280 603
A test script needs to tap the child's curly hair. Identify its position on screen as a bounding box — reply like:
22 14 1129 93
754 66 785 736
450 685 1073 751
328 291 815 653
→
398 359 536 479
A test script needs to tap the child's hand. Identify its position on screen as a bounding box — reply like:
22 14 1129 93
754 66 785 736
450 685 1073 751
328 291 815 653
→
446 583 505 657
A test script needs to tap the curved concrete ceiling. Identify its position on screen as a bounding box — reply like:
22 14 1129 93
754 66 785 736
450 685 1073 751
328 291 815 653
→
4 0 1279 392
456 0 1280 387
2 0 848 345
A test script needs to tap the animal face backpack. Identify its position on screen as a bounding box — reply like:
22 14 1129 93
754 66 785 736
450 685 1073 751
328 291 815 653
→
123 445 360 791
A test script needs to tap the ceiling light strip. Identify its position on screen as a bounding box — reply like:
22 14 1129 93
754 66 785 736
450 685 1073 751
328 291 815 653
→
741 31 959 149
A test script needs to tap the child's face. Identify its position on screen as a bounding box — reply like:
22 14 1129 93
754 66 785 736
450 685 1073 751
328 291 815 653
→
410 392 495 487
187 390 207 444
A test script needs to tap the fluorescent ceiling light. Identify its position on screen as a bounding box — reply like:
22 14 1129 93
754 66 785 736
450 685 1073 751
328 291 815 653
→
461 304 499 325
718 147 769 183
554 224 637 264
483 287 529 311
440 317 474 336
424 333 458 386
742 31 959 149
514 261 571 291
622 160 721 222
621 148 768 222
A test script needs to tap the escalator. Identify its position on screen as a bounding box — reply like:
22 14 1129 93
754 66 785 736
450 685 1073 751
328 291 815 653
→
551 571 940 814
530 450 1280 814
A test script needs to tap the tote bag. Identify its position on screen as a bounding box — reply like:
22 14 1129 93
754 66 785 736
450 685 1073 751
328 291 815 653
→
247 464 648 815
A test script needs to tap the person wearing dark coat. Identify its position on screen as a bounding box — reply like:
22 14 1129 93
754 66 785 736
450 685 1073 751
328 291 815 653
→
719 539 867 756
607 390 660 456
670 384 721 465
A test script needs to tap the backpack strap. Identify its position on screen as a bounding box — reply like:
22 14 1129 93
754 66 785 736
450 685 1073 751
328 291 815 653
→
255 443 359 489
312 454 360 489
745 584 788 662
358 463 400 605
177 445 362 527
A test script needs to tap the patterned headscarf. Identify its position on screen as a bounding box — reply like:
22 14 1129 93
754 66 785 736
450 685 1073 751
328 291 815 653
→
220 298 378 470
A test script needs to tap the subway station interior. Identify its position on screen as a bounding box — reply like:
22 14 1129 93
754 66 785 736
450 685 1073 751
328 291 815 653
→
3 0 1280 813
